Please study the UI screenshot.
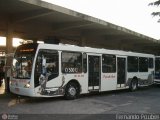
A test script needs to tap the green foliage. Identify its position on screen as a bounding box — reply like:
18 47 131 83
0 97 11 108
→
149 0 160 22
149 0 160 6
152 12 160 17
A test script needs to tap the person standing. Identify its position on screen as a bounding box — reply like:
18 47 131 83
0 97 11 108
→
0 60 5 87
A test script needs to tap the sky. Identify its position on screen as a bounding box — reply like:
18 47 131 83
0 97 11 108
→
42 0 160 40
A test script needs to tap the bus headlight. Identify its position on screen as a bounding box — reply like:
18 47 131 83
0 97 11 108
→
24 82 30 88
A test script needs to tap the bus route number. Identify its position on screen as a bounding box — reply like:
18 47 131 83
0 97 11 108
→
65 68 78 73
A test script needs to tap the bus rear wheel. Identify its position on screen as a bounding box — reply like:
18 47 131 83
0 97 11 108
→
64 82 79 100
130 79 138 92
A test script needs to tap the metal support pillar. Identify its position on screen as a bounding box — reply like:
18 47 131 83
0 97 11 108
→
5 20 13 93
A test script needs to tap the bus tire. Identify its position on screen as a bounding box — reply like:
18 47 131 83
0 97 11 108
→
64 82 80 100
130 79 138 92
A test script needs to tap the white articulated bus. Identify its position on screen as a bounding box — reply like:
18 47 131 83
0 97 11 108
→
10 43 154 99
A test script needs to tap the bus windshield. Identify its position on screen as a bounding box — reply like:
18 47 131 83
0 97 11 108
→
12 44 38 79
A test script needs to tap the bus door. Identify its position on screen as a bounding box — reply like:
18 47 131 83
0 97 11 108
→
117 57 126 88
88 55 101 91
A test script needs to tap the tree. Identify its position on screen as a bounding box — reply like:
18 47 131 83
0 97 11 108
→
149 0 160 22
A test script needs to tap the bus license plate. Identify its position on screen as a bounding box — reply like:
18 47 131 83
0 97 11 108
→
15 88 19 92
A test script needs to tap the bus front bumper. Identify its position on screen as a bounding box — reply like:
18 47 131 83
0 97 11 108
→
154 79 160 84
10 86 35 97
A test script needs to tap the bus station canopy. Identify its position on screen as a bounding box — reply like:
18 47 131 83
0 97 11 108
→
0 0 160 54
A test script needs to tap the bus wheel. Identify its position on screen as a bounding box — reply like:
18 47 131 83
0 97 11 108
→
65 82 79 100
130 79 138 92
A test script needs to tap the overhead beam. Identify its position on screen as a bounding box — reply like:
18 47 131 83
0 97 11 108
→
53 21 94 33
13 9 53 23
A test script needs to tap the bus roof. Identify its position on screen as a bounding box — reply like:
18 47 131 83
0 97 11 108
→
36 43 154 57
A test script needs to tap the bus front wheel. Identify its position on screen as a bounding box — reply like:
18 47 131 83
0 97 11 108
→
64 82 79 100
130 79 138 92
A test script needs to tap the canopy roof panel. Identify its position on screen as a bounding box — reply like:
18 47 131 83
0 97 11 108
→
0 0 160 54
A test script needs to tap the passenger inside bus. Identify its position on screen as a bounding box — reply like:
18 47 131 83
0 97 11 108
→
20 60 32 78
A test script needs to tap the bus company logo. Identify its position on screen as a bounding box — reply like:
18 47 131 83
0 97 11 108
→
103 75 115 79
2 113 8 120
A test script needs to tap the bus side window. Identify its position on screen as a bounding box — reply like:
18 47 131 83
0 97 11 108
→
155 58 160 72
149 58 154 69
127 56 138 72
61 51 82 73
102 54 116 73
139 57 148 72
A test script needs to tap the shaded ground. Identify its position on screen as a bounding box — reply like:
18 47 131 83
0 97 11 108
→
0 85 160 120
